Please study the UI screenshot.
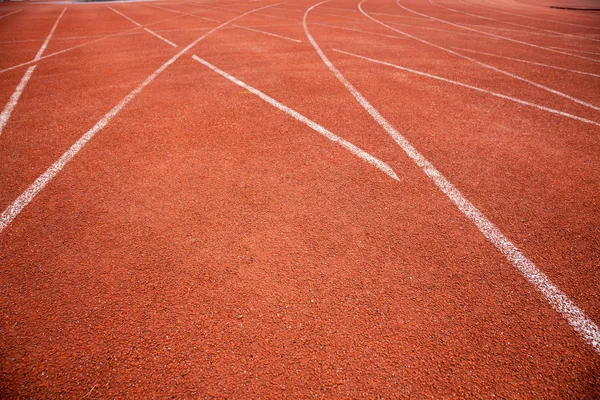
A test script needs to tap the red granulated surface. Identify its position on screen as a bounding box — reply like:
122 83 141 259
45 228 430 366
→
0 0 599 398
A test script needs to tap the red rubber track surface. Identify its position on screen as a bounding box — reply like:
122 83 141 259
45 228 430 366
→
0 0 599 397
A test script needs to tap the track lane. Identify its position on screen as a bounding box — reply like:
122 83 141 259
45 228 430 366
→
1 0 599 397
2 44 599 398
301 14 600 328
0 1 285 231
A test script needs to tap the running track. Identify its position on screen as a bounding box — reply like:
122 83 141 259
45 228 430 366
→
0 0 599 397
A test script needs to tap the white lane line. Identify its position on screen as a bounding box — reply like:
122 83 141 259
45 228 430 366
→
321 6 357 12
385 18 497 38
235 24 301 42
359 1 600 113
550 46 600 57
333 49 600 127
108 6 178 47
0 2 284 234
304 1 600 355
450 46 600 78
315 22 594 78
458 21 587 39
0 4 227 74
466 0 600 30
448 0 600 42
107 6 177 47
314 22 408 40
107 5 141 26
394 0 600 63
0 6 216 75
144 28 178 47
273 5 304 12
153 3 301 43
0 8 65 137
192 55 398 181
0 9 21 20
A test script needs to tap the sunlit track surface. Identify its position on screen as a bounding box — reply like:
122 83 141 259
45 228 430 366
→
0 0 599 397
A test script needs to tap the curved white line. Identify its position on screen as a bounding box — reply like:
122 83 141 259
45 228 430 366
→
448 0 600 42
395 0 600 63
192 56 398 180
0 2 285 233
304 0 600 355
0 8 66 136
358 1 600 114
450 46 600 78
333 49 599 127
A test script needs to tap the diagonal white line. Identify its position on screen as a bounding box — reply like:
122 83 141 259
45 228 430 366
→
0 9 21 20
304 0 600 355
396 0 600 63
0 2 285 233
0 8 66 137
192 55 398 181
108 5 178 47
0 4 230 75
450 46 600 78
361 1 600 113
333 49 600 127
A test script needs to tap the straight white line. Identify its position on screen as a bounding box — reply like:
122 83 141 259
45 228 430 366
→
303 0 600 354
333 49 600 127
395 0 600 63
385 18 497 38
0 6 215 75
305 1 600 355
231 10 298 21
273 5 303 12
369 11 436 21
107 5 141 26
458 21 583 38
0 66 37 136
449 0 600 42
0 2 284 234
467 0 600 30
109 6 178 47
191 55 398 181
360 2 600 113
0 8 65 137
144 28 178 47
550 46 600 57
235 24 301 42
321 6 357 12
314 22 408 39
154 3 301 42
0 9 21 20
450 46 600 78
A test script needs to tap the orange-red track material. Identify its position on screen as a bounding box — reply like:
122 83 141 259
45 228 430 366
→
1 0 599 398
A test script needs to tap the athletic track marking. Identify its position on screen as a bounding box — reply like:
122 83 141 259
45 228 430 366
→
463 0 600 30
332 49 600 127
0 2 284 233
0 4 235 75
358 2 600 115
304 1 600 355
551 46 600 57
109 6 178 47
450 0 600 42
192 55 398 181
396 0 600 63
0 8 65 137
450 46 600 78
148 3 302 43
0 9 21 20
